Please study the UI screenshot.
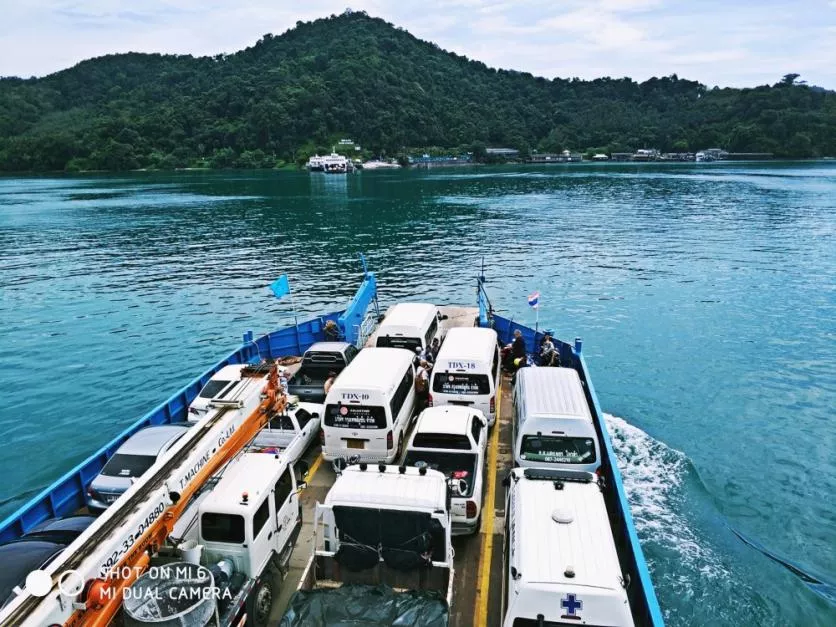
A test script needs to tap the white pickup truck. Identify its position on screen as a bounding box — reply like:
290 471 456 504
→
250 399 322 465
403 406 488 535
281 463 455 626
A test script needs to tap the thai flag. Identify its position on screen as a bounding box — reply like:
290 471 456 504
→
528 291 540 309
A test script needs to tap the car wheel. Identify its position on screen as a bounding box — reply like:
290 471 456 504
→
247 569 276 627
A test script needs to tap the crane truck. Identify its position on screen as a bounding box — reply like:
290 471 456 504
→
0 362 305 627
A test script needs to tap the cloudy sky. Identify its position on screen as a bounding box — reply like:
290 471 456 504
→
1 0 835 87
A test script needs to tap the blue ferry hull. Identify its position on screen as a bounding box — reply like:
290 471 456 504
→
0 283 664 626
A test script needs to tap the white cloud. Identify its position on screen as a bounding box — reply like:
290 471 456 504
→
0 0 833 88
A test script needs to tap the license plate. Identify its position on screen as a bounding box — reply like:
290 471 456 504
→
105 495 117 503
346 439 365 450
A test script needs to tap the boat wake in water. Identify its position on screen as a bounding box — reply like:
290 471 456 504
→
605 414 782 626
606 414 836 625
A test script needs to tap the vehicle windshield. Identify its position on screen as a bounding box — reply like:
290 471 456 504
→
403 451 477 497
266 414 295 430
100 454 157 478
198 379 231 399
201 513 245 543
376 335 422 351
412 432 471 450
432 373 490 395
519 436 596 464
324 404 387 429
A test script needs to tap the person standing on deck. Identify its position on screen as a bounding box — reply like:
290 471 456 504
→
420 343 435 366
415 360 430 411
430 337 440 362
323 371 338 395
324 320 340 341
512 330 526 363
510 330 527 382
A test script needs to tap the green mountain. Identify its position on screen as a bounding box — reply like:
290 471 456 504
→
1 11 834 171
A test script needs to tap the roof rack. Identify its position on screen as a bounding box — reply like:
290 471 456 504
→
522 468 595 484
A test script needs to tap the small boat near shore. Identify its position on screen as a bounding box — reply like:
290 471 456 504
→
362 159 401 170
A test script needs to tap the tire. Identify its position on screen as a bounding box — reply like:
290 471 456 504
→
247 568 276 627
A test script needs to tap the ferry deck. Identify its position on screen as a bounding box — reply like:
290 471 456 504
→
272 306 509 626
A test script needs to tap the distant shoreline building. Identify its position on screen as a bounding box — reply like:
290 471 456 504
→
528 150 582 163
486 147 520 158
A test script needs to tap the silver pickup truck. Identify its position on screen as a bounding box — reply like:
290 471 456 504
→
286 342 358 402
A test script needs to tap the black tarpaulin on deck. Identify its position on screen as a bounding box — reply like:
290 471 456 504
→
332 506 446 571
280 584 448 627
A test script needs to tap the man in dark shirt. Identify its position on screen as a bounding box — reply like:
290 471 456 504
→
512 329 526 362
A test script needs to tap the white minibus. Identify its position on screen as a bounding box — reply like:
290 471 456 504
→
502 467 634 627
374 302 444 352
512 367 601 473
429 327 500 425
322 347 416 463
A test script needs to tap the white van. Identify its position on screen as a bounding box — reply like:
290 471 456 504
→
429 327 500 425
502 467 634 627
322 347 416 463
512 367 601 473
374 302 444 352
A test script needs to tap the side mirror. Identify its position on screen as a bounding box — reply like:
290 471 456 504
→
501 476 510 488
440 314 449 321
296 481 308 492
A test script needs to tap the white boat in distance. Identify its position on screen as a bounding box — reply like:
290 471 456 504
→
321 152 355 173
362 159 401 170
306 154 325 171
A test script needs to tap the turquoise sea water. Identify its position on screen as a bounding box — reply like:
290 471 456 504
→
0 163 834 625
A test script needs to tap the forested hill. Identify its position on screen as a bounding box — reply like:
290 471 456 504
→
1 11 834 171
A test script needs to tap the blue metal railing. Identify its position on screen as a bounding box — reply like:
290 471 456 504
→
476 269 492 328
338 271 378 346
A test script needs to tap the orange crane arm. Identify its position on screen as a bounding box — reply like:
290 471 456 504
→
66 364 286 627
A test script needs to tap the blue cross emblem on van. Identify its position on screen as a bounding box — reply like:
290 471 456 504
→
561 593 582 616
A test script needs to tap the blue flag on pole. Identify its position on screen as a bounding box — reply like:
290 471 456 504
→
269 274 290 299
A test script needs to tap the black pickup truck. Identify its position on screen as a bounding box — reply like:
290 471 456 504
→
286 342 359 402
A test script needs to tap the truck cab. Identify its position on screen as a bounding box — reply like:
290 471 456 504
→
188 363 270 423
196 452 308 626
286 342 358 402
